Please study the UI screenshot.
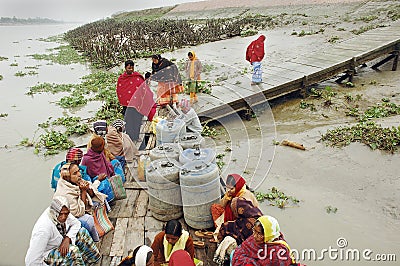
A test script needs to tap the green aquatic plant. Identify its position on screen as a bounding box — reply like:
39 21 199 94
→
255 187 300 209
0 113 8 117
0 56 8 61
52 116 89 136
19 138 34 147
58 93 87 108
35 130 74 155
0 74 3 80
325 205 338 214
321 121 400 153
10 62 18 66
28 45 85 65
14 70 38 77
27 82 77 95
201 124 218 138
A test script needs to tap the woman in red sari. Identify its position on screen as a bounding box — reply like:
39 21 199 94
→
211 174 259 227
246 35 266 85
232 215 301 266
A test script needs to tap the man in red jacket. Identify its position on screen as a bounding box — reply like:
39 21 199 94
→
116 60 155 141
246 35 266 85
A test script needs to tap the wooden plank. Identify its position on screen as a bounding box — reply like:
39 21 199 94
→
108 198 124 219
118 190 140 218
110 256 122 266
134 190 149 217
109 218 129 256
124 217 145 256
124 181 148 190
100 256 112 266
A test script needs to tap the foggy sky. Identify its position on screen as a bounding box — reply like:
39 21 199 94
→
0 0 200 23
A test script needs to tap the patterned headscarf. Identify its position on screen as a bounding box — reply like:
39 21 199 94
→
66 148 83 163
93 120 107 136
112 119 126 132
258 215 281 243
48 196 70 237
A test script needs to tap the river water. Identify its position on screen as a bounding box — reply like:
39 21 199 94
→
0 23 91 265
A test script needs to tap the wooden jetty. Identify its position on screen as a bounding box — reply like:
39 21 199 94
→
195 21 400 123
97 21 400 265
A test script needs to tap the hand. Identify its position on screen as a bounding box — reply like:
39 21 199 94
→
98 173 107 182
78 180 89 191
58 236 70 257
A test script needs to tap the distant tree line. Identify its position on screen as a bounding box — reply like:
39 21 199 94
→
64 16 275 69
0 16 62 25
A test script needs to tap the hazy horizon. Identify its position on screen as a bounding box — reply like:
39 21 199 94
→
0 0 201 23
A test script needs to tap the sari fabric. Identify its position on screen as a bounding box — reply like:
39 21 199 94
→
220 197 263 245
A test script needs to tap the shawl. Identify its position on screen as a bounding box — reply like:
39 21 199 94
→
152 58 182 84
106 126 124 157
128 80 156 121
135 245 153 266
185 51 202 80
232 235 293 266
246 35 266 64
122 132 138 163
163 230 190 262
169 250 195 266
220 197 263 245
48 196 70 236
224 174 246 222
53 177 87 217
116 71 145 107
81 148 115 178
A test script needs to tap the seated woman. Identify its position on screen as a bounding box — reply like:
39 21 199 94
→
118 245 154 266
82 136 115 181
151 219 194 266
54 162 107 242
232 215 299 266
108 119 140 164
169 250 195 266
25 196 100 265
218 197 263 245
51 148 114 203
211 174 259 229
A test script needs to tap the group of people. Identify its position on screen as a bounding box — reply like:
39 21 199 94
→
26 119 137 265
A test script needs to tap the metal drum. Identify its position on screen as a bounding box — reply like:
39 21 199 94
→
146 158 182 221
180 160 220 229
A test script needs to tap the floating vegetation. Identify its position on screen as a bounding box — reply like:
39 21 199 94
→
0 75 3 80
325 205 338 214
0 113 8 117
28 45 86 65
57 93 87 108
14 70 38 77
350 24 383 35
356 15 378 23
328 36 340 43
10 62 18 66
52 116 90 136
321 121 400 153
38 34 65 43
255 187 300 209
35 130 74 156
0 56 8 61
27 82 77 95
24 65 40 70
19 138 34 147
299 100 316 111
201 124 218 138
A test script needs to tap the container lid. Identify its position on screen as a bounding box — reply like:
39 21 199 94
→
180 160 217 176
157 118 185 131
180 147 216 164
147 158 181 174
151 143 183 155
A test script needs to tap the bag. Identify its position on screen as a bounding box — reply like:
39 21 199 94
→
93 204 114 237
108 174 127 200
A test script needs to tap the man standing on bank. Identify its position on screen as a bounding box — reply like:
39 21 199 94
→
246 35 266 85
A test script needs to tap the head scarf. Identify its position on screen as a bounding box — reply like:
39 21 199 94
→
48 196 70 236
189 51 197 80
112 119 126 132
66 148 83 163
91 136 105 153
258 215 281 243
168 250 195 266
93 120 107 136
224 174 247 222
135 245 153 266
